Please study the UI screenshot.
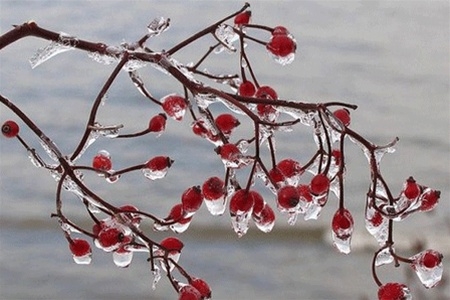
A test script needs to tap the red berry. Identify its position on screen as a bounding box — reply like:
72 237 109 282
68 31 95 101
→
166 203 185 222
276 158 303 178
69 238 92 257
1 120 19 138
145 156 173 171
148 113 167 132
255 85 278 119
378 282 410 300
160 237 184 252
369 210 383 227
332 208 353 235
420 189 440 211
161 94 187 121
216 143 241 161
333 108 351 127
251 191 265 216
258 203 276 224
190 278 212 299
420 250 442 269
272 26 290 36
403 177 420 200
234 11 251 26
269 167 285 186
310 174 330 195
178 284 202 300
215 113 240 134
119 204 141 224
181 186 203 213
238 80 256 97
98 227 124 249
266 34 296 57
255 85 278 100
202 176 225 200
297 184 313 202
92 150 112 171
277 185 300 209
332 149 342 166
229 189 255 214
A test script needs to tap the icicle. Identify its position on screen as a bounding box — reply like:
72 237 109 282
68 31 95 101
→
29 32 78 68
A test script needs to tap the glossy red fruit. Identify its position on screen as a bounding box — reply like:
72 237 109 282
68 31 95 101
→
98 227 124 249
369 210 383 227
238 80 256 97
332 208 353 235
378 282 410 300
255 85 278 100
272 26 290 36
297 184 313 202
202 176 225 200
148 113 167 132
178 284 202 300
403 177 420 200
234 11 251 26
166 203 185 222
420 250 442 269
266 34 296 57
251 191 265 216
276 158 303 178
215 113 240 134
332 149 342 166
269 167 285 186
145 156 173 171
216 143 241 161
69 238 92 257
420 189 440 211
161 94 187 121
1 120 19 138
310 174 330 195
229 189 255 214
160 237 184 252
190 277 212 299
92 150 112 171
255 85 278 118
181 186 203 213
258 203 276 224
277 185 300 209
333 108 351 127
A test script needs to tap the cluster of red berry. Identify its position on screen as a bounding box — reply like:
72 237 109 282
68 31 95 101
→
0 3 444 300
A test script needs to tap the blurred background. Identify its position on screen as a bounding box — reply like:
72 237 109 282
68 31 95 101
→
0 1 449 299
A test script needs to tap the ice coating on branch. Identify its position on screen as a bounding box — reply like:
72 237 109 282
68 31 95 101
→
39 139 59 162
90 122 123 138
147 17 170 36
29 32 78 68
27 149 45 168
214 24 239 53
375 247 394 267
87 51 117 65
194 93 220 109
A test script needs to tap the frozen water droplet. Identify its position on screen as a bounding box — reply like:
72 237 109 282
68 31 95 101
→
72 253 92 265
375 247 394 267
231 211 252 237
113 250 133 268
170 218 192 233
153 222 169 232
287 211 299 225
147 17 170 36
304 202 323 220
269 51 295 66
332 231 351 254
142 167 168 180
105 170 120 183
29 32 77 68
204 196 226 216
